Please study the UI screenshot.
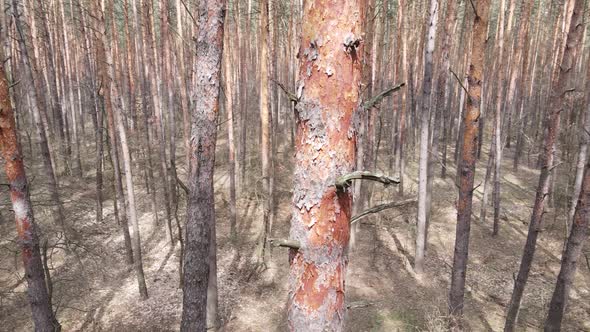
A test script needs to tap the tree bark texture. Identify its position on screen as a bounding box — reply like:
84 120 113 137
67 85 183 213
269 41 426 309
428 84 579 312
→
449 0 490 322
180 0 225 330
287 0 363 330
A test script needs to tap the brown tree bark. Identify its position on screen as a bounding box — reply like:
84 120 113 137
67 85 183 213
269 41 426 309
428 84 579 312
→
287 0 363 329
544 147 590 330
180 0 225 329
0 52 60 332
504 0 585 329
449 0 490 324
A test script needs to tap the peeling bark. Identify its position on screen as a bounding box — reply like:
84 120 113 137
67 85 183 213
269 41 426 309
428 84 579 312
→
287 0 363 330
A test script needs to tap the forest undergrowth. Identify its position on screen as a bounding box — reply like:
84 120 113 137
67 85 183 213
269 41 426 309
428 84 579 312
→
1 131 588 331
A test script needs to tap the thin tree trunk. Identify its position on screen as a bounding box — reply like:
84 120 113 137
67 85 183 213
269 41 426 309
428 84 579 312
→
180 0 225 329
492 0 507 236
114 82 149 300
544 145 590 330
415 0 439 275
258 0 272 266
0 54 61 332
92 0 135 273
449 0 490 325
12 0 68 242
504 0 584 329
566 69 590 232
224 22 237 242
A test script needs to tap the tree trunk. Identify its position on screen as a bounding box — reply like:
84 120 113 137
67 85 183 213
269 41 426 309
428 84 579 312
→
504 0 584 329
566 68 590 232
544 142 590 330
224 22 237 242
114 82 149 300
13 0 69 243
415 0 439 275
92 0 136 280
448 0 490 325
492 0 507 236
287 0 363 329
180 0 225 329
258 0 272 266
0 54 60 332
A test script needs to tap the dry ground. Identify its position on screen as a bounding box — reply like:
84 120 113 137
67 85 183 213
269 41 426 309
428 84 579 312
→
1 132 589 331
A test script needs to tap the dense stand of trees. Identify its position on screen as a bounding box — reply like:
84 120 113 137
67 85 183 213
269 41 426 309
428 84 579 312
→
0 0 588 330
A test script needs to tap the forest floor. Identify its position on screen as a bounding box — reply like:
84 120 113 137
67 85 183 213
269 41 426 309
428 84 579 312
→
1 132 590 331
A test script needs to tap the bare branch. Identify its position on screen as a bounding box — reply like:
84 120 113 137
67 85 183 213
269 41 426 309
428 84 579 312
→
450 68 468 94
179 0 198 27
335 171 400 191
351 199 417 224
469 0 478 18
175 173 189 195
271 78 298 104
362 82 405 110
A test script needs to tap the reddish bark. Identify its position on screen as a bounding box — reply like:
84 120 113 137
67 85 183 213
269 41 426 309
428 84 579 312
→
449 0 490 323
0 62 60 331
287 0 363 330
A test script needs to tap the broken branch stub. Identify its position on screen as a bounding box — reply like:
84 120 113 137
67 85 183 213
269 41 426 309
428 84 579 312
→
268 238 301 250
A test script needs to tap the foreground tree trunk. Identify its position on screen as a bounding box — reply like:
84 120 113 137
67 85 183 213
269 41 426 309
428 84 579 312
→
0 57 60 332
286 0 363 329
504 0 584 329
180 0 225 329
449 0 490 324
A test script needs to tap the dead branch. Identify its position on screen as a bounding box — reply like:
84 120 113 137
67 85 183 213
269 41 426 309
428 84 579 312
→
450 68 468 94
175 173 189 195
336 171 400 191
362 82 405 110
350 199 417 224
271 78 298 104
